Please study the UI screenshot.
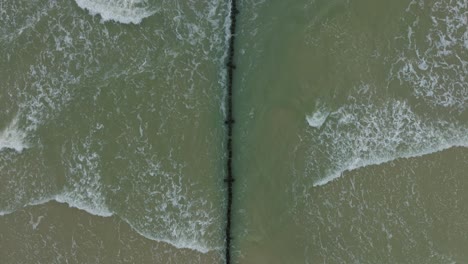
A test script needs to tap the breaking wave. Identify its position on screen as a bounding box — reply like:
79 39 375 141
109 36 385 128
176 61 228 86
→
309 100 468 186
0 193 216 253
0 115 28 153
306 104 330 129
74 0 157 24
1 0 229 255
123 218 218 253
310 0 467 187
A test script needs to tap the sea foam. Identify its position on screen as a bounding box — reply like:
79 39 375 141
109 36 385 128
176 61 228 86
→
0 194 215 253
309 100 468 187
0 115 28 153
54 193 113 217
392 0 468 110
306 107 330 128
311 0 468 187
58 132 113 217
0 210 13 216
122 218 218 253
74 0 156 24
0 194 112 218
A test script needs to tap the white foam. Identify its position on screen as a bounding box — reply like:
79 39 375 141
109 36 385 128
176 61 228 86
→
17 193 215 253
49 193 216 253
392 0 468 110
122 218 218 253
111 155 222 254
312 0 468 186
310 100 468 187
0 194 112 218
0 195 112 218
0 115 28 153
74 0 156 24
19 64 75 133
0 188 214 254
54 193 113 217
0 210 14 216
29 215 44 230
58 132 112 217
314 141 468 186
306 108 330 128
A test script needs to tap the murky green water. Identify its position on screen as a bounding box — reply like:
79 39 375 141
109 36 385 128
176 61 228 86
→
1 0 227 262
234 0 467 263
1 0 467 263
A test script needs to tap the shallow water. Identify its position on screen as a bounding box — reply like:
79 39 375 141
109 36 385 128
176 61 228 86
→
1 0 227 261
233 0 468 262
1 0 467 263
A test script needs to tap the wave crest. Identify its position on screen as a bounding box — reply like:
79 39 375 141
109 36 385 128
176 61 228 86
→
0 115 28 153
74 0 156 24
309 100 468 186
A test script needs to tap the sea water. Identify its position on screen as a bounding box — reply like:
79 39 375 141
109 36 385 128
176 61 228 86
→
0 0 228 262
1 0 467 263
234 0 467 263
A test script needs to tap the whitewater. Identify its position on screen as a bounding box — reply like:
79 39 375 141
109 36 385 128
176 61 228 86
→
74 0 157 24
0 0 231 255
309 0 467 187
